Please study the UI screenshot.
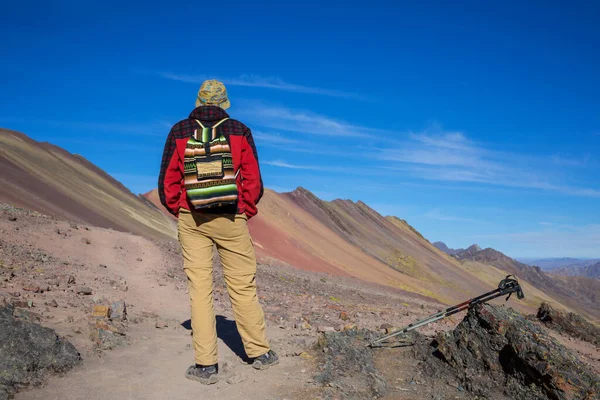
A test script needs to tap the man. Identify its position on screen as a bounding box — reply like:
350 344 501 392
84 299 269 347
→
158 79 277 385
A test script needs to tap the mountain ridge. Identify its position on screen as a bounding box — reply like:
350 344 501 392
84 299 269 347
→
0 128 176 240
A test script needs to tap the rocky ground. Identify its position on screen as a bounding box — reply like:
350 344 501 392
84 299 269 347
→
1 203 598 399
534 302 600 346
311 304 599 400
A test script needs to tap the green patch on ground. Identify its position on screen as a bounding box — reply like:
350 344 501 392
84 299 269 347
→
385 278 451 304
386 249 445 285
387 250 420 275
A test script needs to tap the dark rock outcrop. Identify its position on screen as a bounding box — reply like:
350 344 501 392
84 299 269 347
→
536 302 600 346
0 304 81 399
426 304 599 400
314 329 388 399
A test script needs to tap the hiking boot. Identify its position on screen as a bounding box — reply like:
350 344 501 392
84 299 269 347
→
185 364 219 385
251 350 279 370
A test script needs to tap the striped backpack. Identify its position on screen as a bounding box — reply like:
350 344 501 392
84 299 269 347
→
183 118 239 210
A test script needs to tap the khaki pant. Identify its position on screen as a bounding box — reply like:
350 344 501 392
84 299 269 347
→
178 208 270 366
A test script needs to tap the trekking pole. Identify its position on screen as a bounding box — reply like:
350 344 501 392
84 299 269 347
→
369 275 524 347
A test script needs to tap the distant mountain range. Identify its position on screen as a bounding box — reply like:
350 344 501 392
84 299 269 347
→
551 262 600 279
517 257 600 270
432 242 464 255
436 242 600 281
517 257 600 279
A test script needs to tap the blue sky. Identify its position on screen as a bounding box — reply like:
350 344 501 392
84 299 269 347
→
1 1 599 258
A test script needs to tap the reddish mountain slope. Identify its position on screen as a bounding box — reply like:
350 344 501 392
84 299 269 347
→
0 129 175 240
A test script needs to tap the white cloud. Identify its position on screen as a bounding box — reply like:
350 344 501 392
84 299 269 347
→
144 70 364 99
424 208 485 223
377 131 600 198
237 102 388 138
262 160 322 170
253 131 303 145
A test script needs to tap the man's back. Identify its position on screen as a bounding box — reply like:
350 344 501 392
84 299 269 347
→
157 80 277 385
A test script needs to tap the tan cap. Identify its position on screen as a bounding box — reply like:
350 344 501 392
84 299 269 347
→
195 79 231 109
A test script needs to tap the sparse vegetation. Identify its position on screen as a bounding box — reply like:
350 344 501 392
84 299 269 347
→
387 249 420 276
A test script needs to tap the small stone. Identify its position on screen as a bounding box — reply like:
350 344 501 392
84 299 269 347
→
94 318 126 335
300 322 312 331
77 286 93 295
66 315 75 323
23 286 40 293
137 258 143 262
47 299 59 308
155 319 169 329
343 324 357 331
109 300 127 321
82 238 92 245
300 369 307 373
339 311 349 321
298 352 313 360
99 264 107 268
62 275 76 286
226 373 247 385
8 216 17 222
92 305 111 318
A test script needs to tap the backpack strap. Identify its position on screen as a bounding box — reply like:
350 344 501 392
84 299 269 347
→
194 118 229 142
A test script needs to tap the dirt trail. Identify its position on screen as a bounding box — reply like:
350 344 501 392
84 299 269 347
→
16 325 307 400
3 213 309 399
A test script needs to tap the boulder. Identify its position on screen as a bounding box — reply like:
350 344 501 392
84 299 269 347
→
426 304 599 400
0 304 81 399
76 286 92 295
